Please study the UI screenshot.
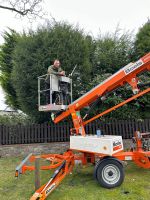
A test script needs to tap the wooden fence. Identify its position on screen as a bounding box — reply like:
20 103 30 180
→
0 119 150 145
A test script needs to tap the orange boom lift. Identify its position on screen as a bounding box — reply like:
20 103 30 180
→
15 53 150 200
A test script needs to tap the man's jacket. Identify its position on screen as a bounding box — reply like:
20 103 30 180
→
45 65 63 83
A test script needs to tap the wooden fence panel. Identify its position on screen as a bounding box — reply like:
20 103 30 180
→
5 125 9 145
47 123 51 142
2 126 6 145
0 119 150 145
50 123 54 142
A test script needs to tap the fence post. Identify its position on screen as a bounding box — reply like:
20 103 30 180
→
35 157 41 190
44 122 47 143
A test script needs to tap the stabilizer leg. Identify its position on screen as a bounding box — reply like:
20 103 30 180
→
30 154 74 200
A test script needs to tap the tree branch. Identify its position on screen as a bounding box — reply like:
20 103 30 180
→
0 5 28 15
0 0 45 18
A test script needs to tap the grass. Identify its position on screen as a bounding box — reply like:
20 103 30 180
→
0 156 150 200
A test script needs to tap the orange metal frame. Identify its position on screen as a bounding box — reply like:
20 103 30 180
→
84 87 150 125
15 53 150 199
15 131 150 200
54 52 150 135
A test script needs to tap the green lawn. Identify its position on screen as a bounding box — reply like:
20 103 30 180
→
0 156 150 200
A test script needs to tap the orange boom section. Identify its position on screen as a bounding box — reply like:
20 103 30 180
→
54 53 150 135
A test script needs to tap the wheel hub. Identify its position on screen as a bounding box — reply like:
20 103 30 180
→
102 164 120 184
108 170 113 176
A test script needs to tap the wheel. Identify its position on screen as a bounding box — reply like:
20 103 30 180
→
94 158 124 189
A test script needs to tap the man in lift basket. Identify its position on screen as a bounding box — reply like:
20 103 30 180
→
45 59 65 104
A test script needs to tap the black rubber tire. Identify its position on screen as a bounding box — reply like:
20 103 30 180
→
94 158 124 189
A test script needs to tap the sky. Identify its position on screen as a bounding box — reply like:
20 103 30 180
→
0 86 6 110
0 0 150 109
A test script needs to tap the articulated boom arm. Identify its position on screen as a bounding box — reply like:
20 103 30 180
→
54 53 150 135
16 53 150 200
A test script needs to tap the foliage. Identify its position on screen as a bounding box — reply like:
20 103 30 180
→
93 29 133 75
136 73 150 118
134 19 150 59
0 21 149 123
86 73 144 119
85 27 150 119
0 29 19 108
0 113 33 125
132 20 150 118
11 22 94 122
